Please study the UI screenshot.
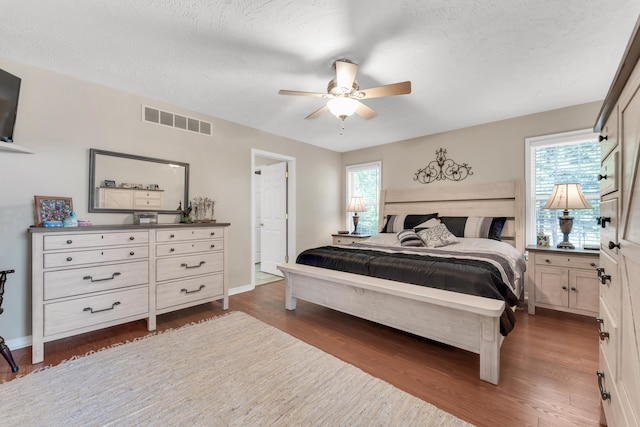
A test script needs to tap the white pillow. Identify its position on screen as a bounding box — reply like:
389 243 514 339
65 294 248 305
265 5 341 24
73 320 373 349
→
417 223 459 248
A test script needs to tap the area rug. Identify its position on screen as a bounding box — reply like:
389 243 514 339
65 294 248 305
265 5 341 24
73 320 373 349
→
0 311 472 426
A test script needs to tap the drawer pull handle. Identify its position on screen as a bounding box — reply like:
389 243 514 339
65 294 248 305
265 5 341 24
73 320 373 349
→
83 301 121 314
181 261 205 269
66 257 73 262
562 286 568 291
600 274 612 285
598 174 608 181
590 263 596 267
83 272 121 282
596 318 610 340
181 284 206 294
210 232 215 236
129 251 135 256
544 259 551 263
570 287 577 291
170 234 175 238
608 241 620 250
599 135 608 142
597 371 611 401
170 248 175 252
66 239 73 244
129 236 135 240
210 244 215 249
597 216 611 228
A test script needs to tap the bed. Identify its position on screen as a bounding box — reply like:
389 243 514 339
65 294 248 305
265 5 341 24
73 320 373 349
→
277 180 525 384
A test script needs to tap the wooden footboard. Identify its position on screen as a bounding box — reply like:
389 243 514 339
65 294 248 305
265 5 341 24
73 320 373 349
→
278 263 506 384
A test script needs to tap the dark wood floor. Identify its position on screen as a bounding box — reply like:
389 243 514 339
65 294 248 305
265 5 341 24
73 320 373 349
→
1 280 603 427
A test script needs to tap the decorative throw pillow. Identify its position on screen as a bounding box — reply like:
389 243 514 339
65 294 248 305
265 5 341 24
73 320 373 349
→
438 216 506 240
396 230 424 247
417 223 459 248
413 218 441 231
381 213 438 233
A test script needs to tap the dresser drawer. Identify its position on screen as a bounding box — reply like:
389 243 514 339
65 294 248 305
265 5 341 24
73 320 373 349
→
43 231 148 250
133 190 163 209
534 253 598 270
600 150 618 196
43 261 149 300
156 252 223 281
44 286 148 336
157 274 224 310
598 250 619 311
600 198 618 256
156 228 223 242
599 116 618 160
156 240 223 257
598 300 618 376
44 245 148 268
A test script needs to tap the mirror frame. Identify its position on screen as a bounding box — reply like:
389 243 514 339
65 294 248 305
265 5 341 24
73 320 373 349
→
88 148 189 214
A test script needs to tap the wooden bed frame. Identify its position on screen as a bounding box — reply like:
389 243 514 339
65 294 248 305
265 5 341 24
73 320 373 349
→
278 180 524 384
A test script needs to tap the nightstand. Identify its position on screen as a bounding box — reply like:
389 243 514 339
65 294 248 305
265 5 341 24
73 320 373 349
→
332 234 371 245
526 245 600 316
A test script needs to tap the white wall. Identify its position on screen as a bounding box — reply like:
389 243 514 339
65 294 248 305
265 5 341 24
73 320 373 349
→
0 57 342 344
341 101 602 210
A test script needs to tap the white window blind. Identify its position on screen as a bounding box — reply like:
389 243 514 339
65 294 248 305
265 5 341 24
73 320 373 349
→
526 130 600 248
346 162 381 235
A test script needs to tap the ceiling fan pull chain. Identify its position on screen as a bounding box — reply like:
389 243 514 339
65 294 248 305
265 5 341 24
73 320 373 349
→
340 120 345 135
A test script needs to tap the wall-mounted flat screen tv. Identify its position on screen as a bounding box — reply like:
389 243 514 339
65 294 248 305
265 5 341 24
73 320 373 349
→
0 68 22 142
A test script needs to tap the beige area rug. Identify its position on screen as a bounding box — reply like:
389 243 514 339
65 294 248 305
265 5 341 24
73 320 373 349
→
0 312 473 426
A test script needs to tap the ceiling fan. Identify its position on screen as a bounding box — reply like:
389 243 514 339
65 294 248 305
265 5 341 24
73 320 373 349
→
278 59 411 122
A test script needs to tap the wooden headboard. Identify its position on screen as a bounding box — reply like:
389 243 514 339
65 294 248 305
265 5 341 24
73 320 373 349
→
379 180 524 253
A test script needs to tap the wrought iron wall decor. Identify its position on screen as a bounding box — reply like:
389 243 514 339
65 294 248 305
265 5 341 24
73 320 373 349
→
414 148 473 184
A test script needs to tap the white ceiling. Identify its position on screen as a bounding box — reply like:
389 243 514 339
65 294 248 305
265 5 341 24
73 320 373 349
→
1 1 639 152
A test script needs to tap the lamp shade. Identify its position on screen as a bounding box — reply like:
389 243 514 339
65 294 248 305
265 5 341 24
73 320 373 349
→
543 183 592 211
327 97 358 119
347 196 366 213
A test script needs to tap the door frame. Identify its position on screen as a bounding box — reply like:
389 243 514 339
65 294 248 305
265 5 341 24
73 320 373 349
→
251 149 296 288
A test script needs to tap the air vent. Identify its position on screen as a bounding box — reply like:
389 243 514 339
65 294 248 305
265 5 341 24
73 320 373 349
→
142 105 213 136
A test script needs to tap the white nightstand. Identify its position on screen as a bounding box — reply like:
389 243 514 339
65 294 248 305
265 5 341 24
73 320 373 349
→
526 245 600 316
332 234 371 245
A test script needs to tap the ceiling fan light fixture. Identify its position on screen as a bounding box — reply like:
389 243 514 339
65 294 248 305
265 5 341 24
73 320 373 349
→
327 97 358 120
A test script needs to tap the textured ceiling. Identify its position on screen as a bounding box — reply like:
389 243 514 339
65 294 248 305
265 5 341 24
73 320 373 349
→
1 1 639 152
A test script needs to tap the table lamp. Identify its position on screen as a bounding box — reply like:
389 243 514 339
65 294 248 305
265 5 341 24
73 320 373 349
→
347 196 366 235
543 183 592 249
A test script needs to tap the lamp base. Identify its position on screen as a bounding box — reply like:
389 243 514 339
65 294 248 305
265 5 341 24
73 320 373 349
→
557 214 575 249
556 241 575 250
351 214 360 235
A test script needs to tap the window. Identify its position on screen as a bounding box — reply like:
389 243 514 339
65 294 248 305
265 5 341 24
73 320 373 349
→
525 129 600 248
346 161 381 235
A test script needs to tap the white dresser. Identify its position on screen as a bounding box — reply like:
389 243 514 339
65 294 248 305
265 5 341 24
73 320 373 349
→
30 223 229 364
594 17 640 427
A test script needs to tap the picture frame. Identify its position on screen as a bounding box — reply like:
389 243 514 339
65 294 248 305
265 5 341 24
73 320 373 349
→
104 179 116 188
34 196 73 226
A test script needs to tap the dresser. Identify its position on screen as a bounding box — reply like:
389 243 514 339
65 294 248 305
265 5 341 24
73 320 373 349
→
29 223 229 364
526 246 599 316
97 187 164 210
593 17 640 427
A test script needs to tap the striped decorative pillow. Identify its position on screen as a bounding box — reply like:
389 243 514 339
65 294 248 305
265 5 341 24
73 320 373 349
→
396 230 424 247
416 223 459 248
439 216 506 240
381 213 438 233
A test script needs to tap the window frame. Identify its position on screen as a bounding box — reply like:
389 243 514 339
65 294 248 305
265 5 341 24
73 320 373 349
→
524 128 600 247
345 161 382 235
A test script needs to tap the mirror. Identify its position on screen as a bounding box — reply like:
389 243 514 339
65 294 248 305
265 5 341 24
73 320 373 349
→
89 149 189 214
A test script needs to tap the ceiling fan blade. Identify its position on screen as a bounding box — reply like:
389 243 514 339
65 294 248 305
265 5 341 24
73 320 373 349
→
358 81 411 99
304 105 329 120
278 89 327 98
335 60 358 90
354 101 377 120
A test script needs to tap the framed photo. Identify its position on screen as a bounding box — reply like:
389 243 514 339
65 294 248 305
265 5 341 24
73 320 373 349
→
34 196 73 226
104 179 116 188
